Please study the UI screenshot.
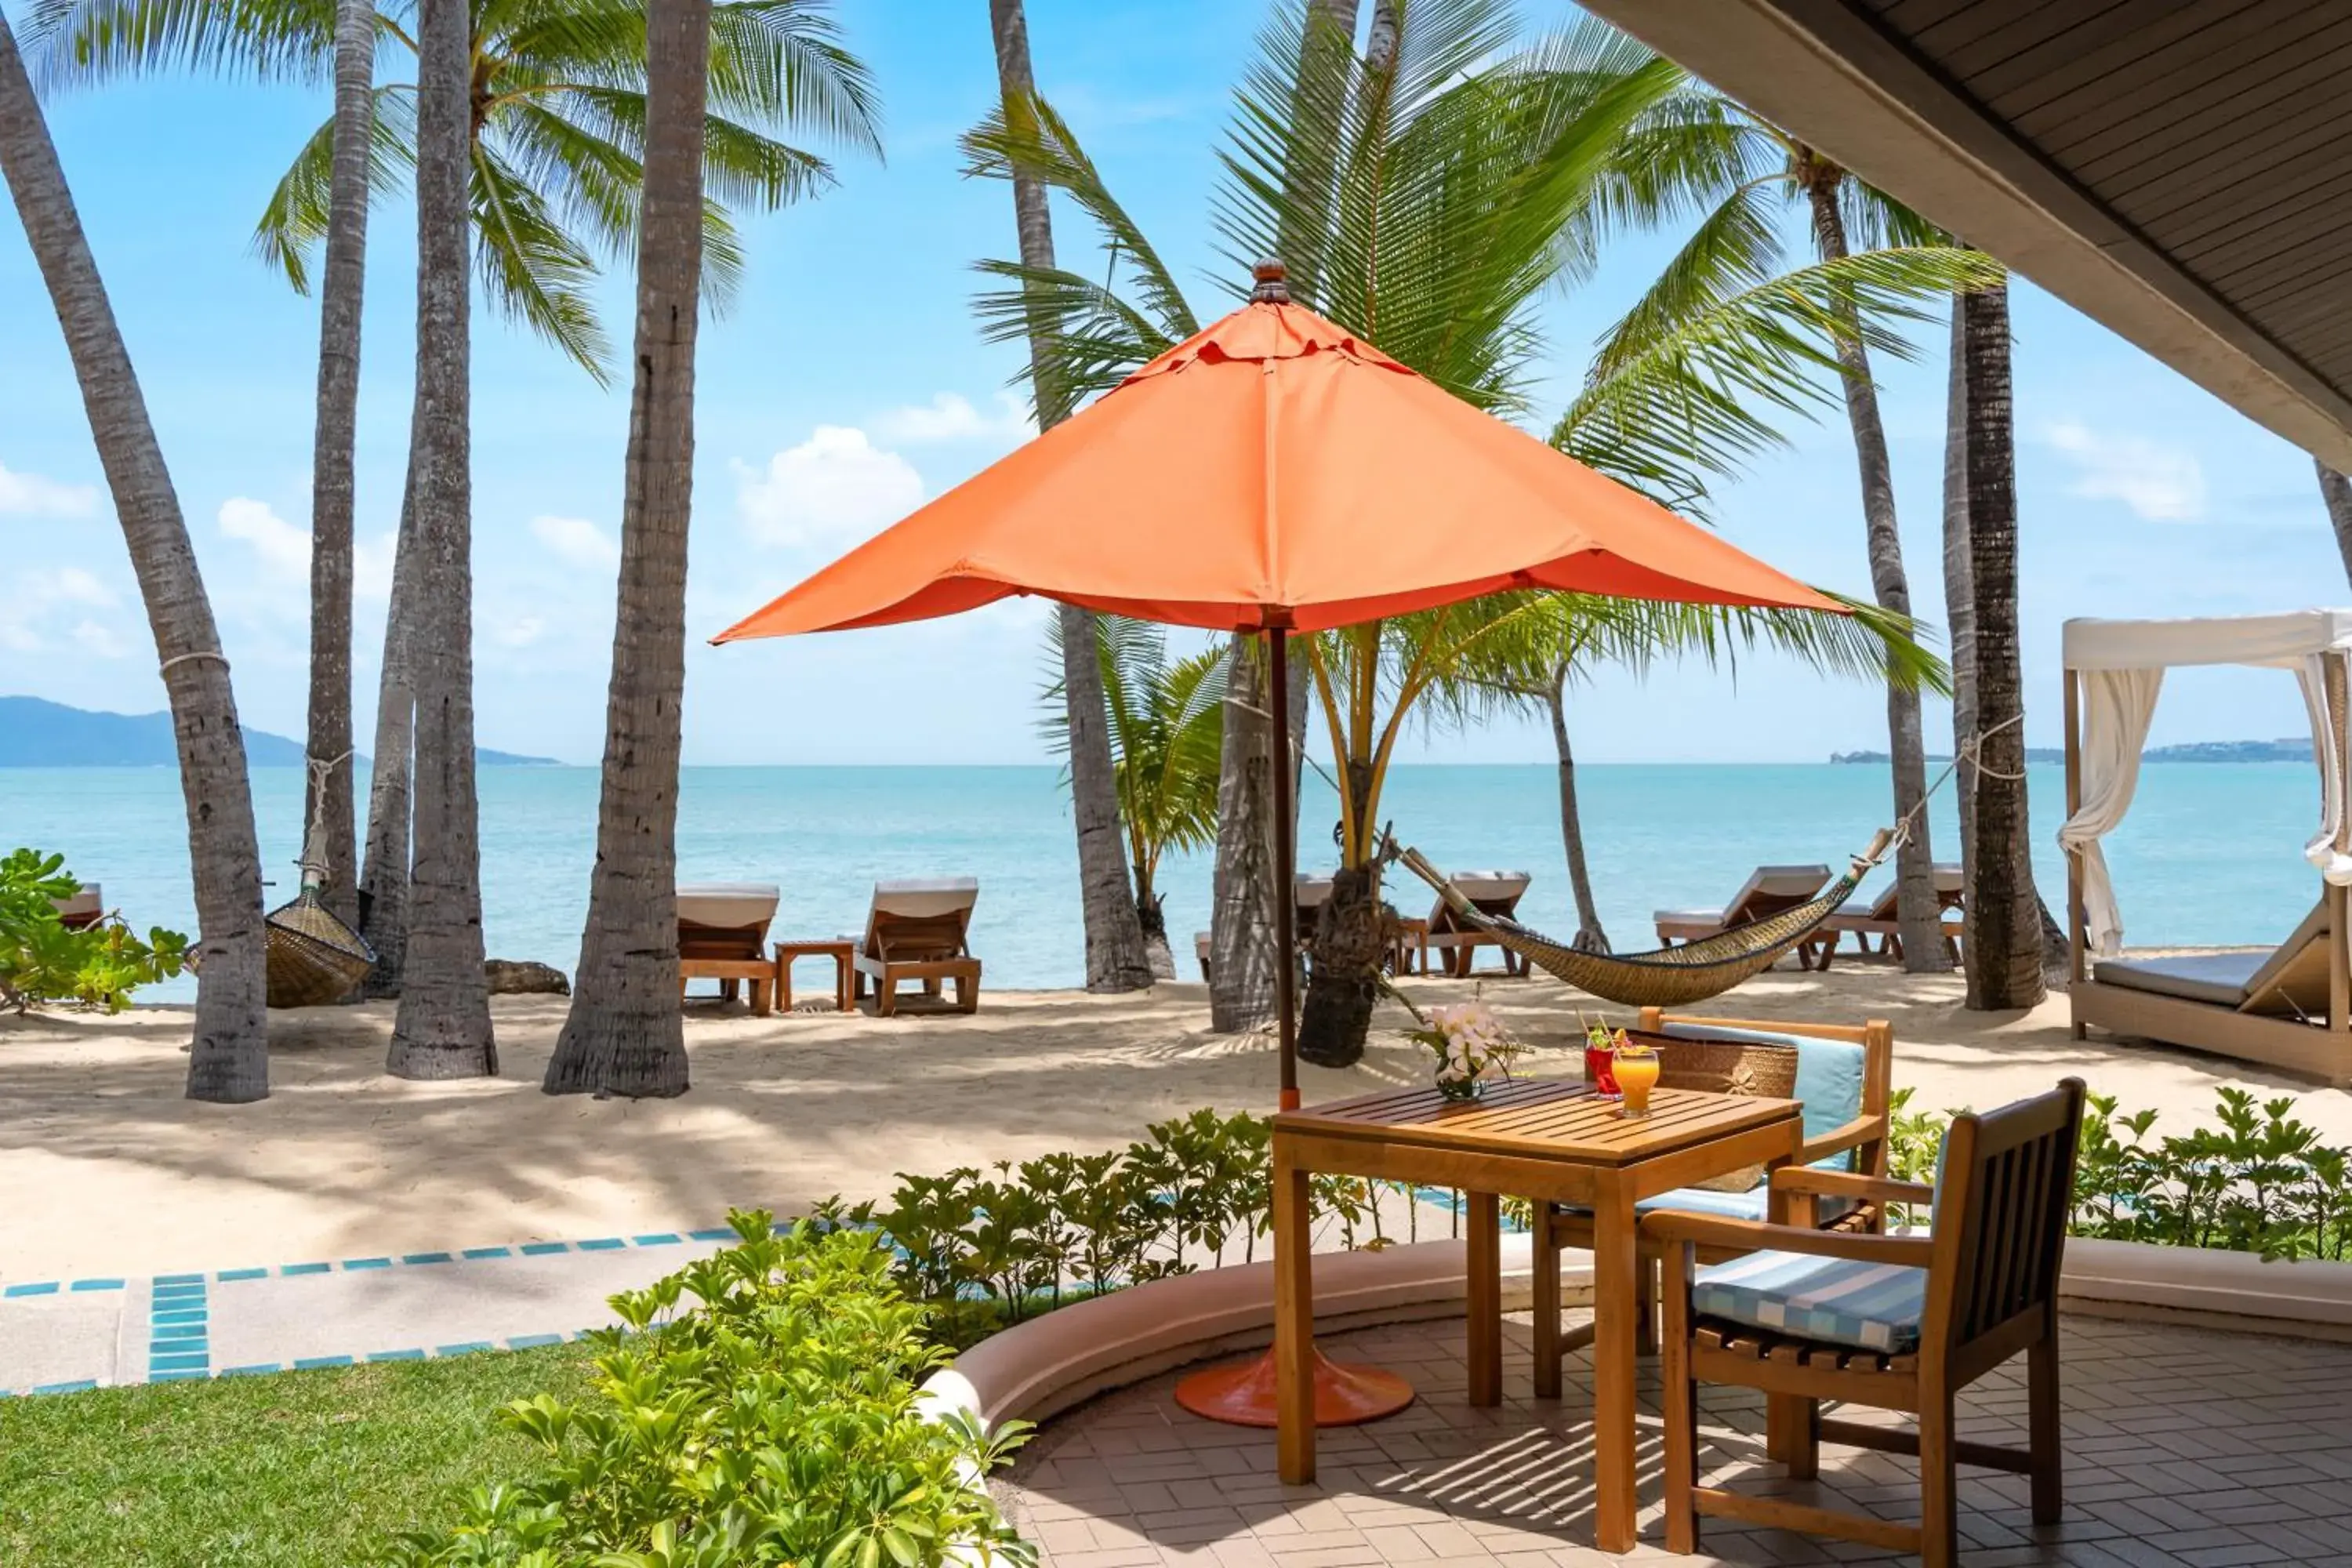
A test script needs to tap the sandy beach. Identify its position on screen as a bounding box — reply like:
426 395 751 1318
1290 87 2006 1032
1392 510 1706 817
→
5 964 2350 1284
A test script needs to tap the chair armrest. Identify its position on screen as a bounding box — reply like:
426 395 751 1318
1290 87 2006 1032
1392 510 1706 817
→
1795 1113 1886 1167
1771 1166 1934 1207
1639 1210 1934 1268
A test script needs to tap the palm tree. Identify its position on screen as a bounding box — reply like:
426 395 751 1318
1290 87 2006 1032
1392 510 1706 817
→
542 0 710 1098
1959 277 2043 1011
302 0 376 931
1045 620 1229 978
2317 461 2352 585
34 0 883 996
1601 107 1977 974
0 10 270 1101
1941 297 1975 874
386 0 495 1079
968 1 1980 1062
985 0 1153 994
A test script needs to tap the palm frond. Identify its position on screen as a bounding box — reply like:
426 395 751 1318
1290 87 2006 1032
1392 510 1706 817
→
970 260 1184 412
252 85 415 293
470 137 612 383
24 0 335 89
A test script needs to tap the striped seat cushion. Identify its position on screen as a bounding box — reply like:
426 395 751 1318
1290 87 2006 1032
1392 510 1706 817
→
1691 1248 1926 1354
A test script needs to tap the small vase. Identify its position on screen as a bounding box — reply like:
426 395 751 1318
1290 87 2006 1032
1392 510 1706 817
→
1436 1076 1485 1102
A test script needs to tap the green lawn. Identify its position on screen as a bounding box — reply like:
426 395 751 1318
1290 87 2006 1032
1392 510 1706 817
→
0 1344 593 1567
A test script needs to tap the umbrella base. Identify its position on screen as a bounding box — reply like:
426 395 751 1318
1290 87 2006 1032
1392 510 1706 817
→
1173 1346 1415 1428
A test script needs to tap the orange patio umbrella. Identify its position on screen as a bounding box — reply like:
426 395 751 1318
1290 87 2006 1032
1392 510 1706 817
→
715 262 1845 1426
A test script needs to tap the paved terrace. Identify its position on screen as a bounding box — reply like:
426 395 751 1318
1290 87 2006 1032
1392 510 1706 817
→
1000 1312 2352 1568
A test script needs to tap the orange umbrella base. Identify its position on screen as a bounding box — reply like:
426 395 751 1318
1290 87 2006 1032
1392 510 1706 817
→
1173 1347 1415 1428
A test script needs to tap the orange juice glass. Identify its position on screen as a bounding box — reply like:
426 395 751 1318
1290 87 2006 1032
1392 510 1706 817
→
1613 1044 1660 1118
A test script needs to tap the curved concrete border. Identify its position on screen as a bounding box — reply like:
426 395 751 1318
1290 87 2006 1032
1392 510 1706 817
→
923 1233 2352 1432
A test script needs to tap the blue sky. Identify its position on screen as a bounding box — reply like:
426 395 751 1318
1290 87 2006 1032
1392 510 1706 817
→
1 0 2340 768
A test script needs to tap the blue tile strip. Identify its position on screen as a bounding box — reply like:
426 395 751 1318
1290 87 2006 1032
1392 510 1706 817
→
216 1268 268 1283
145 1272 209 1382
4 1282 59 1298
460 1247 512 1260
520 1242 568 1257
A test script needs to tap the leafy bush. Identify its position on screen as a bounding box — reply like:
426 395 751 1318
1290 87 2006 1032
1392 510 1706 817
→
383 1214 1034 1568
2072 1087 2352 1261
0 848 187 1014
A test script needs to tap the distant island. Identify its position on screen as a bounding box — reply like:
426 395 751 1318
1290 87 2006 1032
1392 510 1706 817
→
1830 738 2314 765
0 696 560 768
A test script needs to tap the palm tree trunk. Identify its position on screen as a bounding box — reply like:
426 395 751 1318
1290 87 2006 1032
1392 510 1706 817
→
1545 674 1609 953
987 0 1152 994
1803 161 1946 973
0 12 269 1102
543 0 708 1098
299 0 375 934
1941 299 1976 879
387 0 494 1078
2318 459 2352 586
1961 279 2045 1011
356 455 418 998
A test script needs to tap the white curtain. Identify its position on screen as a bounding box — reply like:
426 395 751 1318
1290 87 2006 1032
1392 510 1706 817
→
2057 667 2163 956
2293 652 2352 886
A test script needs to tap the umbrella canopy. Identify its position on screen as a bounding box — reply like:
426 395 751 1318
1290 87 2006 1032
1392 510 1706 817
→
713 272 1841 644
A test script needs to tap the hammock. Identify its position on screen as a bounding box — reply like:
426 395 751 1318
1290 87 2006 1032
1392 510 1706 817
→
1394 828 1894 1010
265 756 375 1008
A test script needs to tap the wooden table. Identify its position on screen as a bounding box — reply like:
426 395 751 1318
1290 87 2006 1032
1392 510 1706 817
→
1272 1078 1802 1554
678 956 774 1014
772 938 855 1013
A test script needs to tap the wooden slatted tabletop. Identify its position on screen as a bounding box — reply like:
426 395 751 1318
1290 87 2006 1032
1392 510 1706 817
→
1277 1076 1798 1164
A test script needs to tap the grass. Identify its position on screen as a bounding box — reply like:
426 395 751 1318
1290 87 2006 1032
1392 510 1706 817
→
0 1343 595 1567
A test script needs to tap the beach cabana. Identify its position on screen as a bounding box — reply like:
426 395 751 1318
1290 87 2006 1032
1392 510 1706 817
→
2061 611 2352 1084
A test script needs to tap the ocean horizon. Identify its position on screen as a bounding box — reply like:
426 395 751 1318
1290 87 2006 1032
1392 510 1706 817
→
1 761 2325 1001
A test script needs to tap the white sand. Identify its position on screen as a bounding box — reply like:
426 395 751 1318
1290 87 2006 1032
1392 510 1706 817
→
4 966 2350 1283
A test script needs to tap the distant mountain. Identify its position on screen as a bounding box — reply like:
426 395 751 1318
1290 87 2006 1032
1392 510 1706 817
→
0 696 560 768
1831 738 2313 765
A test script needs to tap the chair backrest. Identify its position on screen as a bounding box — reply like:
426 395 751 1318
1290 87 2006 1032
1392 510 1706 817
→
2242 899 2332 1016
1932 862 1965 909
677 882 779 960
1640 1008 1894 1174
1725 864 1831 924
1924 1079 2087 1363
1428 869 1532 929
863 879 979 960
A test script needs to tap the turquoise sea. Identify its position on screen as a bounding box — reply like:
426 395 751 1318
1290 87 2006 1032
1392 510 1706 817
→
0 762 2327 1000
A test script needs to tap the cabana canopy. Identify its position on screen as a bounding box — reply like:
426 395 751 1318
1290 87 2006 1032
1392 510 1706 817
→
2060 611 2352 957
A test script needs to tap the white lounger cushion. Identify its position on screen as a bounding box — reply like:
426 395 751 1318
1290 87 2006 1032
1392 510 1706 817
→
1294 874 1334 908
1655 864 1831 926
50 883 101 921
677 882 779 927
873 878 980 920
1447 871 1531 903
2092 902 2332 1016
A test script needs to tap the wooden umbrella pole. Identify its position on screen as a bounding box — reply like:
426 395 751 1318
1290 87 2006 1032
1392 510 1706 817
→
1270 623 1299 1111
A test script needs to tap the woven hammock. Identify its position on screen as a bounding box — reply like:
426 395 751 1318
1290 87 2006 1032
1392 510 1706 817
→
1395 828 1893 1009
263 760 376 1007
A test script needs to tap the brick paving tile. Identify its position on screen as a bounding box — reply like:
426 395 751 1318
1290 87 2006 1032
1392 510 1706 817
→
1001 1314 2352 1567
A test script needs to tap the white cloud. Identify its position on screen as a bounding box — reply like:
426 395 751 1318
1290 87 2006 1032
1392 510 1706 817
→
70 619 131 659
217 495 314 578
531 514 620 572
872 391 1034 446
2045 421 2206 522
734 426 924 550
47 566 116 608
0 569 125 654
355 532 396 601
0 461 97 517
495 615 547 648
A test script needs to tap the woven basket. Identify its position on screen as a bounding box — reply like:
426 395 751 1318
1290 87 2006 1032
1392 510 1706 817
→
1590 1029 1800 1192
265 891 375 1008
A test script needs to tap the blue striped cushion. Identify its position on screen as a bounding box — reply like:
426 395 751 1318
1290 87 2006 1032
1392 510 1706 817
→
1691 1248 1926 1353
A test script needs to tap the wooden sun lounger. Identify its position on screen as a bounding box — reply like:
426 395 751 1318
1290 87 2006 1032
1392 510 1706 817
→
1654 864 1831 946
677 882 779 1014
50 883 102 931
1422 869 1534 977
2075 900 2350 1084
853 878 981 1017
1800 863 1964 970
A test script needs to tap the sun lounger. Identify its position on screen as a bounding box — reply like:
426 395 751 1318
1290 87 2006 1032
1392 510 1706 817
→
1424 869 1533 977
2092 902 2332 1018
1653 865 1831 946
49 882 101 931
1800 863 1964 970
854 878 982 1016
2074 902 2351 1083
1192 877 1333 985
677 882 779 1012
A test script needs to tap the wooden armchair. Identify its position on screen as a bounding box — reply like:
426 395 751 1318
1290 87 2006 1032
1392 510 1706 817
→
1530 1009 1894 1392
1643 1078 2085 1566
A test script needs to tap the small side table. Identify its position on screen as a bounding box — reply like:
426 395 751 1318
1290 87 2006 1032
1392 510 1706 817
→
773 938 855 1013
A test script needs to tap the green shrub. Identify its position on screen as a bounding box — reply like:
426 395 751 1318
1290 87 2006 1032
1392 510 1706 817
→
2071 1087 2352 1261
0 847 187 1013
383 1213 1034 1568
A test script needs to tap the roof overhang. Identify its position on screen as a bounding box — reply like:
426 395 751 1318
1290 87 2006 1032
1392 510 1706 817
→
1581 0 2352 472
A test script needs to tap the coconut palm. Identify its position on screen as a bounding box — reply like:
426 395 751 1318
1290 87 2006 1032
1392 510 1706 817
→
967 0 1981 1062
1044 620 1229 979
0 9 270 1101
1593 111 1979 974
543 0 711 1098
2318 462 2352 586
385 0 495 1079
986 0 1154 994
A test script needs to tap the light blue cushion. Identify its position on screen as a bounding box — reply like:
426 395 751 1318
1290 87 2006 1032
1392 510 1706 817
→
1692 1248 1926 1353
1634 1185 1769 1221
1661 1022 1867 1168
